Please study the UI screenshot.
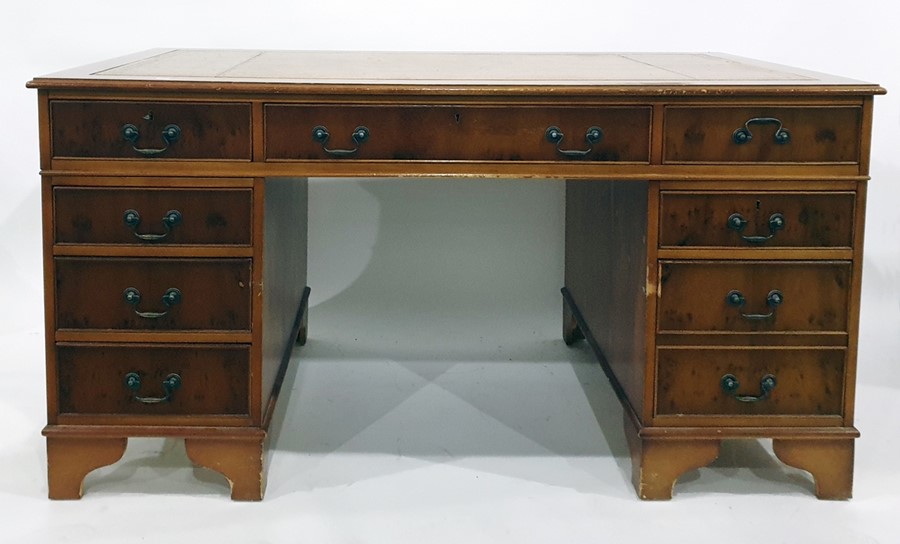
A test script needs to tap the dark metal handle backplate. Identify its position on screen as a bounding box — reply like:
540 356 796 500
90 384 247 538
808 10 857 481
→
721 373 777 403
123 287 182 319
727 212 785 244
312 125 369 157
123 209 182 242
726 289 783 320
121 123 182 157
545 126 604 158
732 117 791 145
124 372 181 404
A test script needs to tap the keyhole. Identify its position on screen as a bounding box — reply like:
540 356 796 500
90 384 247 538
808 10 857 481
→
454 112 461 124
756 200 761 210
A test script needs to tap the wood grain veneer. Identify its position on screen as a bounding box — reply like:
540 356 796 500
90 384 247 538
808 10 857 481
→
29 49 884 501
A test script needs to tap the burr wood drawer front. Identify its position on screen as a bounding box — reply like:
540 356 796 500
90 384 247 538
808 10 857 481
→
655 347 845 418
56 343 249 417
53 185 253 246
264 104 651 162
50 100 252 160
658 191 856 249
663 106 861 163
55 258 252 332
657 261 851 334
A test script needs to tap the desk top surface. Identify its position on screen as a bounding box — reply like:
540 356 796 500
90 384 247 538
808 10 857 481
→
29 49 884 96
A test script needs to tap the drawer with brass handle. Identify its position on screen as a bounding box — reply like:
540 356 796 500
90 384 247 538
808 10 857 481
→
663 106 861 163
264 104 651 162
56 343 249 417
50 101 252 160
55 258 252 332
54 186 253 245
659 191 856 248
655 346 845 418
657 261 851 333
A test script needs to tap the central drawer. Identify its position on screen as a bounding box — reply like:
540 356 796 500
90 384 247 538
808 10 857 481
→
264 104 651 162
55 258 252 332
658 261 851 333
57 343 250 417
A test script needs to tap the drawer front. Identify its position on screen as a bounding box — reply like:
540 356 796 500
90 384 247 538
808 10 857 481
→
55 258 252 331
265 105 651 162
663 106 861 163
57 344 249 416
658 261 850 333
54 186 252 245
656 347 845 417
50 101 252 160
659 191 855 248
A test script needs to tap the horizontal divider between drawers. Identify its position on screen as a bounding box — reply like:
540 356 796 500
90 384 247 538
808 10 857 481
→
656 248 853 260
656 332 849 347
643 417 851 433
53 414 254 428
53 244 254 258
56 331 253 344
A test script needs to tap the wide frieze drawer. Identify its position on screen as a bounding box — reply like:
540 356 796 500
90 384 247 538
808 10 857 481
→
55 258 252 331
659 191 855 248
57 343 249 416
264 105 651 162
50 101 252 160
655 347 845 418
658 261 850 333
663 106 861 163
54 185 253 245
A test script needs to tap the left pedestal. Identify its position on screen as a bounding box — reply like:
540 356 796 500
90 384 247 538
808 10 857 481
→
40 156 308 499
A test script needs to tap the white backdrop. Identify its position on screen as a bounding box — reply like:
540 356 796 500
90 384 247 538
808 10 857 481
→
2 2 899 542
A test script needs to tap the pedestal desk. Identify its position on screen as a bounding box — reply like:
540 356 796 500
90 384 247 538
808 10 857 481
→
28 50 884 500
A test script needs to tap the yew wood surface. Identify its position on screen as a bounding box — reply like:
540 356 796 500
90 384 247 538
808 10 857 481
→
50 101 252 160
258 177 308 427
54 185 253 246
55 257 252 331
264 104 651 162
56 343 250 416
663 106 862 163
29 50 883 501
658 191 856 248
184 436 265 500
655 346 845 417
564 180 650 418
772 438 854 499
657 261 851 333
46 436 127 500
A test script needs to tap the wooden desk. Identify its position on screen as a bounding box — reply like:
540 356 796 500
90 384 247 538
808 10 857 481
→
28 50 884 500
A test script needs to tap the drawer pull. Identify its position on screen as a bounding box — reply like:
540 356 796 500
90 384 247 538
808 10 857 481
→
726 289 783 320
121 123 182 157
726 212 785 244
123 287 182 319
124 372 181 404
720 373 777 403
312 125 369 157
732 117 791 146
545 126 604 158
123 209 182 242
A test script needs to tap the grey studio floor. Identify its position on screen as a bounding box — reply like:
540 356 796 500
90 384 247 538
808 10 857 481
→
2 178 899 543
